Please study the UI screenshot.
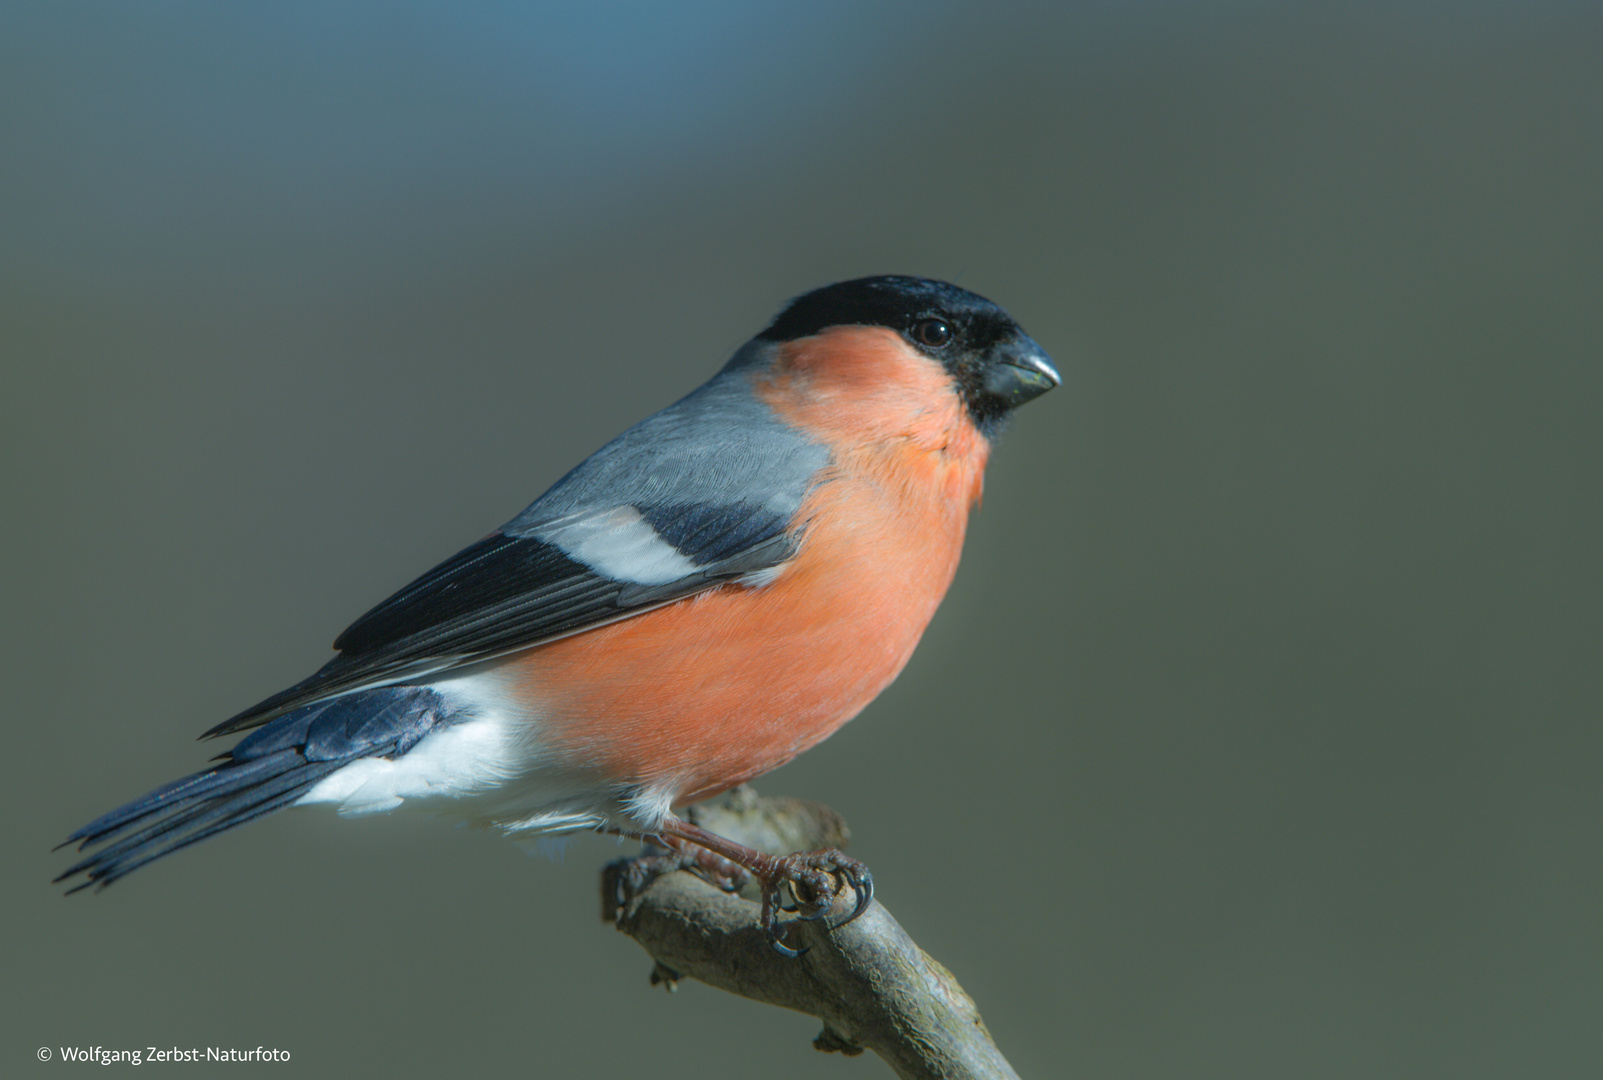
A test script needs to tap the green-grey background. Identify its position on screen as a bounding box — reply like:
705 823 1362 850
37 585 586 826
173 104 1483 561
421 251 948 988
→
5 2 1599 1076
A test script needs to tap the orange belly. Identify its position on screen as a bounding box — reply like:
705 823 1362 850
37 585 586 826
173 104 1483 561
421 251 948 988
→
501 454 982 805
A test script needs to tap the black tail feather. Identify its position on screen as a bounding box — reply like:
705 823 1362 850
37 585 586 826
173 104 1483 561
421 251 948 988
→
55 752 343 892
56 686 453 892
60 750 307 852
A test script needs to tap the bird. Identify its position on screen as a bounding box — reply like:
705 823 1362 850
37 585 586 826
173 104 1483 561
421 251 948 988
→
55 275 1058 951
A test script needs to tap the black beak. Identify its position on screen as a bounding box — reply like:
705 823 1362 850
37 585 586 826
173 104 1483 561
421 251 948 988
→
982 336 1060 409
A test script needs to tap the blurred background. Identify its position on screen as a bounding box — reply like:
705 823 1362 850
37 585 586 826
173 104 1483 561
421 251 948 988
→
4 2 1599 1077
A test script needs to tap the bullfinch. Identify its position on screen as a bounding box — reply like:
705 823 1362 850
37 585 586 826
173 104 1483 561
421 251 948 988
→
56 275 1058 949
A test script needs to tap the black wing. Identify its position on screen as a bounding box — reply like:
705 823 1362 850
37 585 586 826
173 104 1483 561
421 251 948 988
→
207 504 797 738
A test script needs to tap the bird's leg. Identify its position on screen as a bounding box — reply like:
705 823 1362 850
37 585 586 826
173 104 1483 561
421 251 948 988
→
605 830 748 894
611 816 873 957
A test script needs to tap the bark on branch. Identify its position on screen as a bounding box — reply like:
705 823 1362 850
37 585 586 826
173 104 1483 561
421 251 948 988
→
601 786 1020 1080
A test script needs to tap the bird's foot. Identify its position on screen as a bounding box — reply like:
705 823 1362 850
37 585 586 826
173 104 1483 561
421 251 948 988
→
606 816 875 956
651 817 874 957
751 848 874 957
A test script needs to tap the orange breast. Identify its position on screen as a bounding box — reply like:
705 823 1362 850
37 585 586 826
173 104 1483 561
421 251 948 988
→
500 327 990 805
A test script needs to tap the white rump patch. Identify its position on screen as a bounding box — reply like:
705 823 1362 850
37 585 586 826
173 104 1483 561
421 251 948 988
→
535 506 697 585
297 711 521 816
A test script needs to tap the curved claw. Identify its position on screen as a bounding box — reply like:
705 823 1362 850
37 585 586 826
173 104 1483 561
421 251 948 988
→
759 881 810 956
835 866 874 927
767 931 808 958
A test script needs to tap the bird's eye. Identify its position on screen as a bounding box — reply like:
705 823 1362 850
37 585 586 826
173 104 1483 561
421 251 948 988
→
911 318 954 348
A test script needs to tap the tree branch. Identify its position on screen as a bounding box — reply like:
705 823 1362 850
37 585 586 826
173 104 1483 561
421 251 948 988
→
601 787 1020 1080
